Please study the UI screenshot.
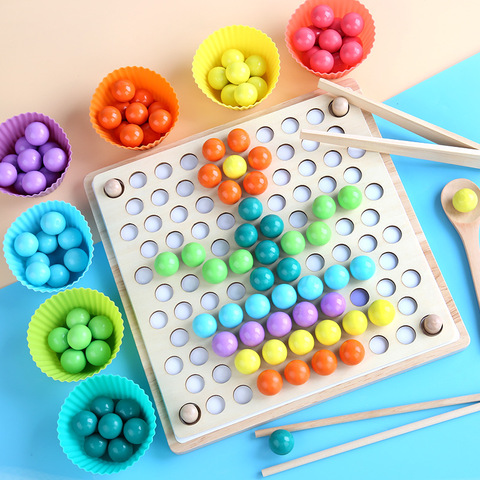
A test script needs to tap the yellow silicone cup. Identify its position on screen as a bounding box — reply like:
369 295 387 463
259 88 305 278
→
192 25 280 110
27 288 124 382
90 66 179 150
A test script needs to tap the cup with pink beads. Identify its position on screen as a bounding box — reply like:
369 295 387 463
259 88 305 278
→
286 0 375 78
0 112 72 197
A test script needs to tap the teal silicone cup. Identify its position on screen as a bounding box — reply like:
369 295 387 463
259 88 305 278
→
3 199 93 292
58 374 157 474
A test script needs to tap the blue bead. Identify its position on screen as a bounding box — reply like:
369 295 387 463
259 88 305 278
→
48 264 71 288
36 231 58 254
218 303 244 328
63 248 89 273
250 267 275 291
26 251 50 267
14 231 39 257
25 261 51 286
40 211 66 236
255 240 280 265
238 197 263 221
276 257 301 282
324 264 350 290
245 294 271 319
259 214 284 238
297 275 323 300
234 223 258 248
192 313 217 338
58 227 83 250
350 255 376 280
271 284 297 309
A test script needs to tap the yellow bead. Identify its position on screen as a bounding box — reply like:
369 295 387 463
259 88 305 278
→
234 348 261 375
262 339 287 365
452 188 478 213
315 319 341 346
368 299 395 326
223 155 247 179
221 84 238 107
221 48 245 67
288 329 314 355
234 82 258 107
207 66 228 90
342 310 368 335
248 77 268 100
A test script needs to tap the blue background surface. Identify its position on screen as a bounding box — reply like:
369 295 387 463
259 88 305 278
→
1 54 480 479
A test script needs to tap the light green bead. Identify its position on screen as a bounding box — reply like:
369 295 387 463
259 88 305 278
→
154 252 180 276
181 242 206 267
338 186 362 210
306 221 332 246
229 249 254 274
202 258 228 284
280 231 305 256
312 195 336 219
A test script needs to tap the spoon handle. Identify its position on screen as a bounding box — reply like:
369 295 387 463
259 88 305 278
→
457 222 480 307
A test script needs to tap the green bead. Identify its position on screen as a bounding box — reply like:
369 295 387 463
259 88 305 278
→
259 214 284 238
181 242 206 267
88 315 114 340
47 326 69 353
338 185 362 210
269 429 294 455
312 195 336 219
66 307 91 328
234 223 258 248
154 251 180 276
229 249 254 274
250 267 275 291
67 324 92 350
280 231 305 256
202 258 228 284
276 257 301 282
306 221 332 246
85 340 111 366
60 348 86 374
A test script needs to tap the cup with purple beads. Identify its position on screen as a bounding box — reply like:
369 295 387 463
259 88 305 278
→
0 112 72 197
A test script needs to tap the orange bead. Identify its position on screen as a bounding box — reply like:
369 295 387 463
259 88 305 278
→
284 360 310 385
148 101 166 115
339 339 365 366
141 123 161 145
149 109 172 133
248 146 272 170
257 369 283 396
131 88 154 107
198 163 222 188
97 106 122 130
113 120 129 139
119 123 144 147
243 171 268 195
311 349 337 375
218 180 242 205
202 138 226 162
111 79 135 102
111 101 129 119
125 102 149 125
227 128 250 152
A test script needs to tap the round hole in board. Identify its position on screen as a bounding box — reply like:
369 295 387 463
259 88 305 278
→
171 205 188 223
201 292 219 310
299 160 316 177
176 180 195 197
206 396 226 415
293 185 311 203
256 126 274 143
135 267 153 285
365 183 384 201
318 176 337 193
398 297 418 315
377 278 396 297
306 108 325 125
289 211 308 228
180 153 198 170
348 147 366 159
175 301 193 320
273 169 291 186
130 171 147 188
166 231 184 249
361 209 380 227
151 189 169 206
212 364 232 383
211 239 230 257
155 162 173 179
150 311 168 329
227 282 246 301
402 270 421 288
350 288 370 307
369 335 389 354
233 385 253 405
196 196 214 214
144 215 162 233
344 167 362 184
281 117 299 134
332 244 351 262
165 356 183 375
328 126 345 134
190 347 209 366
192 222 210 240
120 224 138 241
383 226 402 244
155 284 173 302
217 213 236 230
336 218 354 236
396 325 416 345
268 194 286 212
126 198 144 215
306 253 325 272
140 241 158 258
324 150 342 167
276 144 295 161
358 234 377 253
170 328 189 347
186 375 205 394
301 139 320 152
379 252 398 270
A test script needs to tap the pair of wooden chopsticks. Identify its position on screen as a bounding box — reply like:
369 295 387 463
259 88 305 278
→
257 393 480 477
300 78 480 168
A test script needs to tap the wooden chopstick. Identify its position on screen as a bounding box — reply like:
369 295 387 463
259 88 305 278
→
300 129 480 168
316 77 480 150
261 400 480 477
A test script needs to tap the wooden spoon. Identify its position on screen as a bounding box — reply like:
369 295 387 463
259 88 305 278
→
441 178 480 305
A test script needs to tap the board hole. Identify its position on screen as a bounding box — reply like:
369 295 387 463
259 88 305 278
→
273 169 291 186
301 139 320 152
126 198 144 215
350 288 369 307
211 239 230 256
369 335 389 354
328 126 344 134
306 253 325 272
361 209 380 227
344 167 362 184
299 160 316 176
150 311 167 329
186 375 205 394
177 180 194 197
365 183 384 201
192 222 209 239
182 274 200 294
144 215 162 233
175 301 193 320
318 176 337 193
171 328 189 347
155 162 172 179
151 189 169 206
233 385 253 405
281 117 299 134
277 144 295 161
359 235 377 253
379 252 398 270
140 241 158 258
217 213 236 230
190 347 208 366
383 226 402 244
165 356 183 375
206 396 225 415
348 147 366 158
135 267 153 285
228 282 246 301
166 231 184 249
377 278 396 297
268 194 286 212
332 244 351 262
129 171 147 188
201 292 219 310
289 211 308 228
396 325 416 345
306 108 324 125
196 196 214 214
293 185 311 202
180 153 198 170
155 284 173 302
324 150 342 167
402 270 421 288
171 206 188 223
120 224 138 241
256 126 274 143
336 218 354 236
398 297 418 315
212 365 231 383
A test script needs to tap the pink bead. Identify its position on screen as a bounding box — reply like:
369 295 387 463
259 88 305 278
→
0 162 18 187
343 36 363 47
292 27 316 52
329 17 344 36
308 25 323 44
301 46 321 66
339 41 363 66
318 29 343 53
310 49 334 73
341 12 365 37
311 4 334 28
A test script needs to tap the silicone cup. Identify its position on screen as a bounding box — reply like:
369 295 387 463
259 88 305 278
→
27 288 124 382
0 112 72 197
3 200 94 293
57 374 156 474
90 66 179 150
286 0 375 78
192 25 281 110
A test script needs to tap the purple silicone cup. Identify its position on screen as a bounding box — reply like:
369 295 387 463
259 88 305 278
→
0 112 72 197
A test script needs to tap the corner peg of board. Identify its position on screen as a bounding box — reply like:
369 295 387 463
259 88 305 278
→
103 178 124 198
421 314 443 335
329 96 349 117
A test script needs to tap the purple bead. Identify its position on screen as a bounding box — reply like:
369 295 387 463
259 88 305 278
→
22 170 47 194
0 162 18 187
39 167 61 186
239 320 265 347
17 148 42 172
266 312 292 337
15 136 35 154
25 121 50 146
211 331 238 357
43 147 67 172
14 173 26 194
320 292 346 317
38 141 60 156
292 301 318 327
2 154 18 168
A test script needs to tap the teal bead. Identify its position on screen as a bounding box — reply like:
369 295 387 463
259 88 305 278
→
84 433 108 458
255 240 279 265
90 396 115 417
259 214 284 238
276 257 301 282
238 197 263 220
98 413 123 440
71 410 98 436
123 417 149 444
234 223 258 248
269 429 294 455
250 267 274 291
115 399 141 421
108 437 134 462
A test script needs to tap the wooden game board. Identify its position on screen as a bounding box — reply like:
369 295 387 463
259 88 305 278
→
85 78 469 453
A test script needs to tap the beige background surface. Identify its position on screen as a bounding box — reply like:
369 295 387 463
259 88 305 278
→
0 0 479 289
